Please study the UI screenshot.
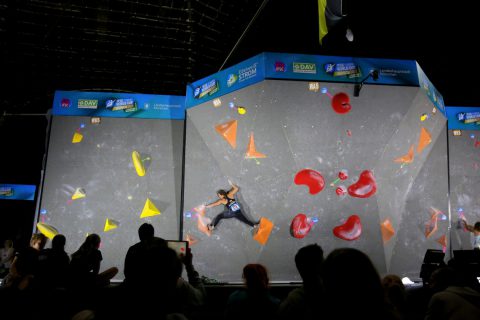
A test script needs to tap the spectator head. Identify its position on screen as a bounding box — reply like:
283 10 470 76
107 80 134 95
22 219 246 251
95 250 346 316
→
382 274 406 312
83 234 101 251
295 243 324 281
382 274 403 288
323 248 384 317
138 223 155 242
148 246 182 289
52 234 66 251
428 267 458 292
30 233 47 250
242 264 269 292
4 239 13 248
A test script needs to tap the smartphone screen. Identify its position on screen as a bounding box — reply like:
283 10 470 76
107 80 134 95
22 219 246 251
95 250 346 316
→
167 240 188 257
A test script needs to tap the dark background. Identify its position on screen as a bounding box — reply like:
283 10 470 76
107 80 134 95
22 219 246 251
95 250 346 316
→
0 0 477 244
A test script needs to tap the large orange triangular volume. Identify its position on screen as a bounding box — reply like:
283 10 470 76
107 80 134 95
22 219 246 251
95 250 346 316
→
245 132 267 159
215 120 237 149
417 127 432 154
394 144 414 164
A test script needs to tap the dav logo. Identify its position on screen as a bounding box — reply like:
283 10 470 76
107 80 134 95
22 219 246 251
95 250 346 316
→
275 61 286 72
60 98 71 108
77 99 98 109
293 62 316 74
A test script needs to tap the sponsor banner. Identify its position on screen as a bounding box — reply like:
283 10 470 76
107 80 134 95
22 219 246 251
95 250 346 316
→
264 52 420 86
293 62 317 74
186 54 266 108
53 91 185 119
194 79 220 99
0 184 36 201
446 106 480 130
324 62 361 78
186 52 441 109
416 63 446 116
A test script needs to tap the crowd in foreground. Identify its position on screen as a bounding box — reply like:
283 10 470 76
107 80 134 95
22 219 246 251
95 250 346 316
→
0 223 480 320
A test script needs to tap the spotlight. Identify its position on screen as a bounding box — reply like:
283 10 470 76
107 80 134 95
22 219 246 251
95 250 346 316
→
353 70 379 97
345 28 354 42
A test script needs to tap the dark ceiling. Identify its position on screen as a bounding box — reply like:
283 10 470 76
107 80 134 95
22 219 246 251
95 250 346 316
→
1 0 478 115
0 1 477 238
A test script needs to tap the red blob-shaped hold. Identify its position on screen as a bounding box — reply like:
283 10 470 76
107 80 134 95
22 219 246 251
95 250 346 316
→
336 186 347 196
338 170 348 180
290 213 313 239
331 93 352 114
294 169 325 195
347 170 377 198
333 215 362 241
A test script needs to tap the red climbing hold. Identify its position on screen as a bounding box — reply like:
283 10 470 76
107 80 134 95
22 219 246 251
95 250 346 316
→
338 170 349 180
290 213 314 239
333 215 362 241
294 169 325 195
331 92 352 114
347 170 377 198
336 186 347 196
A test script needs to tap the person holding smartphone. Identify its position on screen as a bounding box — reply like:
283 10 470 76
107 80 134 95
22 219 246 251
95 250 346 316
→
206 180 259 232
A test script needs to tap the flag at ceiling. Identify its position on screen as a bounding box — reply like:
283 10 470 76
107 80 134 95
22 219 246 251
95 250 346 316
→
318 0 328 44
318 0 347 45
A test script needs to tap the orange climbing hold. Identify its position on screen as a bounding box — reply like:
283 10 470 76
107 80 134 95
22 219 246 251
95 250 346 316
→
380 219 395 244
215 120 237 149
425 208 442 239
245 132 266 159
436 234 447 247
194 205 211 236
417 127 432 154
253 217 273 245
394 144 414 164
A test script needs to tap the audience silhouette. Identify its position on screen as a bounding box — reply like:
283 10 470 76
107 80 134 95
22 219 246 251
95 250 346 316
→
123 222 166 288
1 226 479 320
322 248 401 320
225 263 280 320
36 234 70 289
69 233 118 289
0 239 14 278
278 243 324 320
2 233 47 290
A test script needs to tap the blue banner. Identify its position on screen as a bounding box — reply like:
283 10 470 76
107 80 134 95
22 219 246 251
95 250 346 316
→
264 52 420 86
416 64 446 116
186 52 443 109
0 184 36 201
446 106 480 130
53 91 186 119
186 54 266 108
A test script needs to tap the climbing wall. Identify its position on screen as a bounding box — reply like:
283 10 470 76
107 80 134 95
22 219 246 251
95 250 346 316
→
38 116 183 278
449 129 480 250
183 79 448 282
